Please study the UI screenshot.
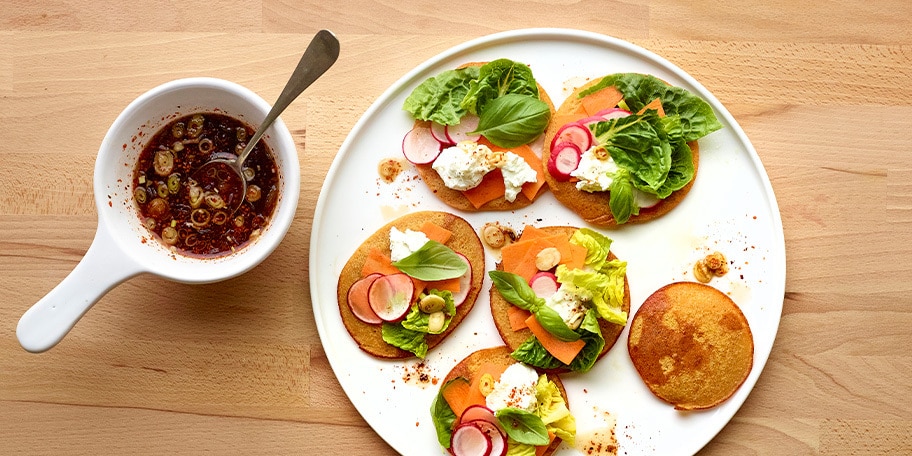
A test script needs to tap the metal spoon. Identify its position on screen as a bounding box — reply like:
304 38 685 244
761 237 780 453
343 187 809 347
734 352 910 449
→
195 29 340 213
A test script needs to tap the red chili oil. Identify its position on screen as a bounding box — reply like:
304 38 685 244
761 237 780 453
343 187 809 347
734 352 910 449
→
132 113 279 257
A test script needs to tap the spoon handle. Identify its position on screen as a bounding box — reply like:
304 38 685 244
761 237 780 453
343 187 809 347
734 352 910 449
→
239 29 341 163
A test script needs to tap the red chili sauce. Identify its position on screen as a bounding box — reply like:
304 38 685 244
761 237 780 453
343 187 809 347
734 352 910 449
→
132 113 279 257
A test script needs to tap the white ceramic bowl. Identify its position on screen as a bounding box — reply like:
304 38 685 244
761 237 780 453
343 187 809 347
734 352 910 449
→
17 77 301 352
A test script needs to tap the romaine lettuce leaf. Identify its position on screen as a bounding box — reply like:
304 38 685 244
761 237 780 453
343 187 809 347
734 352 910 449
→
403 66 480 125
511 309 605 372
381 323 428 358
534 375 576 445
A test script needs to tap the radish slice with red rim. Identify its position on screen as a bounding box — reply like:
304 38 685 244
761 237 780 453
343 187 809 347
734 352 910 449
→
634 188 661 209
450 422 492 456
550 122 591 152
547 142 582 181
367 273 414 321
529 271 559 298
430 122 453 146
347 273 384 324
450 253 473 307
446 114 481 143
459 405 498 427
595 107 632 120
466 420 506 456
402 125 443 165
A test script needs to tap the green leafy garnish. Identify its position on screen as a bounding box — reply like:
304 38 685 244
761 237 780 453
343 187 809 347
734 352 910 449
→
392 240 467 281
495 408 550 446
471 93 551 148
512 309 605 373
533 305 580 342
400 290 456 335
488 270 544 312
430 377 460 447
381 323 428 358
461 59 540 115
402 67 480 125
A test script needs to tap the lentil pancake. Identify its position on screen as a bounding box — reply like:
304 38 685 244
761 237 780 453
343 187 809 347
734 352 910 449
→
336 211 484 359
627 282 754 410
439 346 568 456
489 226 630 374
542 77 700 228
412 62 556 212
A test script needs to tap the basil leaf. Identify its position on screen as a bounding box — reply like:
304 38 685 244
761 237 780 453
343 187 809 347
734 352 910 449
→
472 93 551 148
533 306 580 342
393 241 467 281
381 323 428 358
495 408 550 446
403 67 480 125
430 378 460 448
461 59 539 115
512 309 606 373
607 168 639 225
489 270 544 311
649 137 694 198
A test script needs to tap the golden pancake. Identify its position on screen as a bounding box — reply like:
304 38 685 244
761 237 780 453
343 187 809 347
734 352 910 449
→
627 282 754 410
336 211 484 358
542 77 699 228
489 226 630 373
439 346 567 456
413 62 555 212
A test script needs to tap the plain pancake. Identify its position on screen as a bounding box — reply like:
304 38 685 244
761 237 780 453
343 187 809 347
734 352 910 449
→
542 77 699 228
627 282 754 410
336 211 484 359
413 62 555 212
441 346 567 456
489 226 630 373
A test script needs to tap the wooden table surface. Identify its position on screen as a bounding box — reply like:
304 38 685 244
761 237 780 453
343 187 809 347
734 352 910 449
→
2 1 911 455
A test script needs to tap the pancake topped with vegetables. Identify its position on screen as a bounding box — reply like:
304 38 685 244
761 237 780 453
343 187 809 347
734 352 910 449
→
544 73 723 227
488 225 630 374
400 59 555 211
336 211 484 359
431 346 575 456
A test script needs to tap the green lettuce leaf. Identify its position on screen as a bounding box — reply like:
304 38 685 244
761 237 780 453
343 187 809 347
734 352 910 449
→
461 59 539 115
580 73 722 142
534 375 576 445
556 264 627 326
381 323 428 358
511 309 605 372
569 227 613 271
402 66 480 125
430 378 459 448
590 110 672 194
505 442 536 456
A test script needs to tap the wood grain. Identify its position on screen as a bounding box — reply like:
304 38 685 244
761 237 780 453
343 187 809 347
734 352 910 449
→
2 1 911 455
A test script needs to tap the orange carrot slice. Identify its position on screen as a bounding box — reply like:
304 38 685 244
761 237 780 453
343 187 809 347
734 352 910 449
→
461 169 505 209
361 248 400 277
426 276 460 294
535 432 557 456
419 221 452 245
525 314 585 365
517 225 550 243
581 86 624 116
467 361 509 408
442 377 474 417
508 305 532 331
638 97 666 117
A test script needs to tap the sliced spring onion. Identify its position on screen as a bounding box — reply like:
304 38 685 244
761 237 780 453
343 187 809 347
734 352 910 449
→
134 187 147 204
161 226 178 245
191 208 211 227
172 122 185 139
167 173 181 194
153 150 174 176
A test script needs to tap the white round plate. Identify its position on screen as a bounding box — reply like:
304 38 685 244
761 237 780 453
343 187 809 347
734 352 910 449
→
310 28 785 455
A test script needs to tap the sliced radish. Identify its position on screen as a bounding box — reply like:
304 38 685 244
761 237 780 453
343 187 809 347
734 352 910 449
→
529 271 559 298
430 122 453 146
347 273 384 324
402 125 442 165
579 115 607 127
547 142 582 181
634 188 661 209
550 122 591 152
368 273 414 321
459 405 498 427
451 253 473 307
468 420 506 456
595 107 632 120
446 114 481 143
450 422 492 456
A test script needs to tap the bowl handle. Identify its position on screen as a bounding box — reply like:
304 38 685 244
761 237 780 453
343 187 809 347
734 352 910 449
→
16 222 143 353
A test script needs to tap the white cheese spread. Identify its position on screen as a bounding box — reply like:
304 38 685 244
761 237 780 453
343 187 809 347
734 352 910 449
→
545 288 587 330
485 363 540 413
432 140 537 202
389 227 429 262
